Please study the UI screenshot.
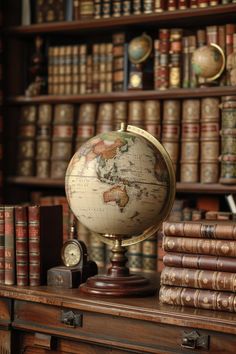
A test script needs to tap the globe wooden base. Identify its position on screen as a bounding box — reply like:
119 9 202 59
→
80 274 156 296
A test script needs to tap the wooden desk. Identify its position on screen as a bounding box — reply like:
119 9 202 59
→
0 280 236 353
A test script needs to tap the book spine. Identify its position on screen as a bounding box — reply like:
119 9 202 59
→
79 44 87 94
127 243 143 272
169 29 182 89
94 0 102 19
112 32 126 92
80 0 94 19
113 1 122 17
198 0 209 7
123 1 132 16
189 0 198 7
106 43 113 93
167 0 177 10
180 99 200 183
159 285 236 312
0 206 4 284
188 35 198 88
99 43 106 93
143 0 154 14
178 0 188 9
144 100 161 140
163 252 236 272
182 37 190 88
154 0 165 12
73 0 80 20
163 221 236 239
71 45 80 95
15 206 28 286
161 266 236 292
4 206 15 285
226 24 236 85
156 29 170 90
133 0 142 15
102 0 111 18
142 234 157 273
28 205 41 286
163 236 236 257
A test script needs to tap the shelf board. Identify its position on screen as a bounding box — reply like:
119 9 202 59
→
6 177 236 194
5 4 236 36
7 86 236 104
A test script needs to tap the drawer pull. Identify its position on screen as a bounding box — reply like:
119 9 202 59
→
181 330 209 350
61 310 83 328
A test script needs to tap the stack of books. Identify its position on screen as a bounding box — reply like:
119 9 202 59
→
160 220 236 313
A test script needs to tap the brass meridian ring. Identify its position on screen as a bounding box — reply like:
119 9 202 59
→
206 43 226 82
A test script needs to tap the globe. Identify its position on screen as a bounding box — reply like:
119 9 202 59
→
192 43 225 81
128 33 152 64
65 124 175 296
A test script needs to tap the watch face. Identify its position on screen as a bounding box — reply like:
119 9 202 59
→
62 241 82 267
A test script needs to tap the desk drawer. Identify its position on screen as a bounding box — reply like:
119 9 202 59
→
13 300 236 353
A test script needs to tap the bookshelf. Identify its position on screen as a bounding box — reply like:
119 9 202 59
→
2 1 236 246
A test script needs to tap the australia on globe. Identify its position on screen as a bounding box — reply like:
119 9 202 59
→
65 127 174 240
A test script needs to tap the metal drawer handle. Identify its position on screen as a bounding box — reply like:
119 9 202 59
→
61 310 83 328
181 330 209 350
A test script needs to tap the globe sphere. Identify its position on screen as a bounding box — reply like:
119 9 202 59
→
192 44 225 80
128 33 152 64
65 127 175 245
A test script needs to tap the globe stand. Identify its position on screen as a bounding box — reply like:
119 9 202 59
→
80 238 156 296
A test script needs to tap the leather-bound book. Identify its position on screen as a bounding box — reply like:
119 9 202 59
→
96 103 114 133
15 206 28 286
159 285 236 313
75 103 96 150
106 43 113 93
102 0 112 18
226 24 235 85
161 266 236 292
0 205 4 284
144 100 161 139
50 104 74 179
163 220 236 239
209 0 219 5
112 32 126 92
80 0 94 19
17 105 37 177
92 44 100 93
169 29 182 89
127 243 143 273
71 45 80 95
113 1 122 17
142 234 157 273
200 97 220 183
143 0 154 14
36 104 53 178
189 0 198 7
133 0 142 15
94 0 102 19
79 44 87 94
86 54 93 94
123 1 132 16
4 206 15 285
73 0 80 20
180 99 200 183
182 37 190 88
156 29 170 90
188 35 197 88
163 236 236 257
197 0 209 7
206 25 218 45
154 0 165 12
163 253 236 272
218 25 226 86
113 101 127 130
28 205 63 286
99 43 106 93
178 0 188 9
167 0 177 10
35 0 66 23
128 101 145 129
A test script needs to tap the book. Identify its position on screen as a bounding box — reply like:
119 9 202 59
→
163 236 236 257
0 205 4 284
35 0 67 23
163 253 236 272
4 206 15 285
15 205 28 286
161 266 236 292
159 285 236 313
163 221 236 239
28 205 63 286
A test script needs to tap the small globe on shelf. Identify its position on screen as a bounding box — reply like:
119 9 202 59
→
128 33 153 64
65 124 175 296
192 43 225 82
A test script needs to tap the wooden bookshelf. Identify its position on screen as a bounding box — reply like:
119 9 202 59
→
7 86 236 105
5 4 236 36
6 177 236 195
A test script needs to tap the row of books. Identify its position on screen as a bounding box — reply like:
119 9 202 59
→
160 220 236 313
0 5 3 204
44 23 236 96
23 0 236 25
33 192 235 273
17 95 236 185
0 204 63 287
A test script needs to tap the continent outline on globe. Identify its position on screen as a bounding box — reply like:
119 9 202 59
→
65 125 175 247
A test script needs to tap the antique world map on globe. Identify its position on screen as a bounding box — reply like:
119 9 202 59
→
65 126 174 243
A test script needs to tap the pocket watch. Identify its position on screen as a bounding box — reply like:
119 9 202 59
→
61 239 87 268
